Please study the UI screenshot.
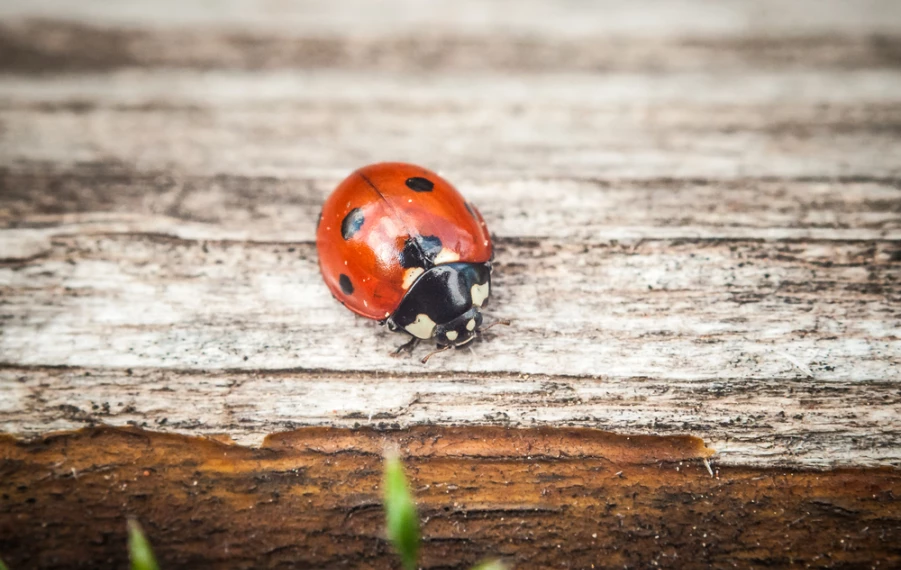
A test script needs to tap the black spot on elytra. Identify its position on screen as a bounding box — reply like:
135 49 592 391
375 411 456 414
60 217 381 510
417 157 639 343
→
400 235 443 268
405 177 434 192
341 208 364 240
339 274 354 295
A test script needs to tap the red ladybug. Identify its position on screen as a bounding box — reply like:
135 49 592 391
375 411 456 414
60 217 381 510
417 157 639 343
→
317 162 495 359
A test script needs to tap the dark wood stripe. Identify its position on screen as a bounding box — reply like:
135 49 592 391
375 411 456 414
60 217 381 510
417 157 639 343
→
1 19 900 73
2 164 899 233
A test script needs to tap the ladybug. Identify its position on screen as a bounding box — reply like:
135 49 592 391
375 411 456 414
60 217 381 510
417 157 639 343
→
316 162 498 361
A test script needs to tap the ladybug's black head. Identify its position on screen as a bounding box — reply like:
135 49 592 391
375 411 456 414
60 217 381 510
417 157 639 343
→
435 307 483 348
388 261 492 347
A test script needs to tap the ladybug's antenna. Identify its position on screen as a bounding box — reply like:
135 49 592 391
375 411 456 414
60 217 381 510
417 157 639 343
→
421 345 453 364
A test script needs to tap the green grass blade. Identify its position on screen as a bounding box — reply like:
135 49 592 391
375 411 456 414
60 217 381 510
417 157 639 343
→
471 561 507 570
128 519 161 570
383 453 420 570
0 555 8 570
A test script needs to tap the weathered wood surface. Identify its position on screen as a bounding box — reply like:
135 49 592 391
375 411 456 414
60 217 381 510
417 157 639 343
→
1 0 901 471
3 426 901 570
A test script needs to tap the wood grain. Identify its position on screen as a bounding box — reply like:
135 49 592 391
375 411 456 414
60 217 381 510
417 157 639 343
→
2 166 900 240
2 71 901 180
2 364 900 469
3 19 901 73
2 0 900 37
2 426 900 570
2 223 899 465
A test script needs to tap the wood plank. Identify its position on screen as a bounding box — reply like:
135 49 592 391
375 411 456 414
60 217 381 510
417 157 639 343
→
2 426 900 569
1 222 898 466
2 233 897 377
2 70 900 180
0 0 899 475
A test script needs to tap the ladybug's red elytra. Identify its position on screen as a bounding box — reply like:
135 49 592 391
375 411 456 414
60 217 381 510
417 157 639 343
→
316 162 495 359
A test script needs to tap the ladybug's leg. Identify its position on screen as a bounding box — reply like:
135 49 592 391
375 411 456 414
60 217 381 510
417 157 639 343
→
421 344 453 364
479 319 512 334
391 335 420 358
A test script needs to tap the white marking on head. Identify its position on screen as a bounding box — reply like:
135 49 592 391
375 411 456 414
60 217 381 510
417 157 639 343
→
466 319 476 331
405 313 437 339
445 330 458 341
434 248 460 265
471 282 489 307
402 267 424 290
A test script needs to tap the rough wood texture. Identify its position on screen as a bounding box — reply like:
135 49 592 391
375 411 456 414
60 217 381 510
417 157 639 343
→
1 1 900 469
3 426 901 570
2 2 901 568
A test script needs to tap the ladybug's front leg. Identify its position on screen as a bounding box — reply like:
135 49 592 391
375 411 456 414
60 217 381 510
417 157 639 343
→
391 335 420 358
